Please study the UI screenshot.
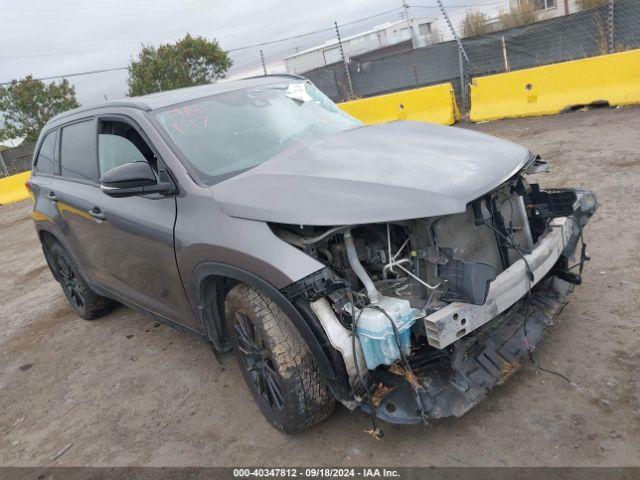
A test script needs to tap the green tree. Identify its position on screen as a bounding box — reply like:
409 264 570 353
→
0 76 79 142
460 9 493 38
128 34 232 97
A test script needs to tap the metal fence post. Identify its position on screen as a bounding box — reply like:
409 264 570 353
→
458 46 468 113
439 0 469 112
501 36 510 72
0 153 9 178
608 0 615 53
334 21 355 100
437 0 469 62
303 1 640 107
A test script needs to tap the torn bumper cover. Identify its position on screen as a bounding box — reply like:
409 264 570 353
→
366 276 572 424
364 191 596 424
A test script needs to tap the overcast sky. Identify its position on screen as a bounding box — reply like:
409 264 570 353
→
1 0 507 106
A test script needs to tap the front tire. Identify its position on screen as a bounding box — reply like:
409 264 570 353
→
225 284 335 433
47 241 116 320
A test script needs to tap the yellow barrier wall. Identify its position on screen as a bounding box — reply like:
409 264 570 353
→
339 83 460 126
0 171 32 205
470 49 640 122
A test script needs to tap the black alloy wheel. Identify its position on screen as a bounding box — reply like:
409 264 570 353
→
233 311 285 412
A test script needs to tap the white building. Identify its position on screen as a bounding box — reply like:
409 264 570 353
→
284 17 436 75
511 0 583 20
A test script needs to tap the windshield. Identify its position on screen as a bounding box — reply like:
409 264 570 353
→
152 80 362 185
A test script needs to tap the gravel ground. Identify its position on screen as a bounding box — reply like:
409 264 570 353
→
1 106 638 467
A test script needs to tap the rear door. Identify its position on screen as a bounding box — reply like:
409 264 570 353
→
51 118 105 286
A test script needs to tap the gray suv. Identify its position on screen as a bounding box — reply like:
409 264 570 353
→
29 76 596 433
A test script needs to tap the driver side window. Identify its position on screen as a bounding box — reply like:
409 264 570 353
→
98 120 156 175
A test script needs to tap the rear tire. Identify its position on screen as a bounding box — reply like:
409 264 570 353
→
47 241 116 320
225 284 335 433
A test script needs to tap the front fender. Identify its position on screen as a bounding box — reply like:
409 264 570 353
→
192 262 337 381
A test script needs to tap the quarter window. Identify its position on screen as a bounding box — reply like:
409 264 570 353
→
60 120 98 182
35 130 56 175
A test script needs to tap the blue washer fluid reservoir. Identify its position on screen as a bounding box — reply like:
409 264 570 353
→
356 296 425 370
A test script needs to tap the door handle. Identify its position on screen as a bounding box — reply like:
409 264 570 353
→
46 191 58 202
88 207 106 221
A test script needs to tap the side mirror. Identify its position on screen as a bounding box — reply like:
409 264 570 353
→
100 162 175 197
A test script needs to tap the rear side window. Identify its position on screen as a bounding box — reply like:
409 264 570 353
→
34 130 56 175
60 120 98 182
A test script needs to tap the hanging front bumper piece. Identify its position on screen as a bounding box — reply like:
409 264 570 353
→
367 275 574 424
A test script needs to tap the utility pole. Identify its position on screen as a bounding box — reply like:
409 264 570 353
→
334 21 354 100
402 0 419 48
401 0 409 21
260 49 267 75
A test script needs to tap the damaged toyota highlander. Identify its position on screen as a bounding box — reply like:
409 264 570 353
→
30 76 597 433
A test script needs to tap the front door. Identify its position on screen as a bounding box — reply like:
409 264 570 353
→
58 117 194 329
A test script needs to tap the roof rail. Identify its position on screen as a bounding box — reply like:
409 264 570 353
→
49 101 150 123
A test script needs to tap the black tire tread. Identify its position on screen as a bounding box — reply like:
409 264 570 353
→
226 284 335 432
48 242 116 320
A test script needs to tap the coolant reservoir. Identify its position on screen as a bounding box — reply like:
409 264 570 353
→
356 296 424 370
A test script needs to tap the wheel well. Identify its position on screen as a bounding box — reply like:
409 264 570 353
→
194 264 337 382
38 230 62 281
200 274 239 352
39 230 58 249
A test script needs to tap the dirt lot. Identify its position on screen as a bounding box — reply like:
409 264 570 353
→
1 106 639 467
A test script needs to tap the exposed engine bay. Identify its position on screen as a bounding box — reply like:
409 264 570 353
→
273 164 597 426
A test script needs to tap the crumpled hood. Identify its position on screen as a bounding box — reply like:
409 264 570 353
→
212 121 531 225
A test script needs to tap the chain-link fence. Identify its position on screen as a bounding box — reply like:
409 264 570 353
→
304 0 640 112
0 142 36 179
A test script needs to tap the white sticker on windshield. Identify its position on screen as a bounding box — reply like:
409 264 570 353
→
285 82 313 103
